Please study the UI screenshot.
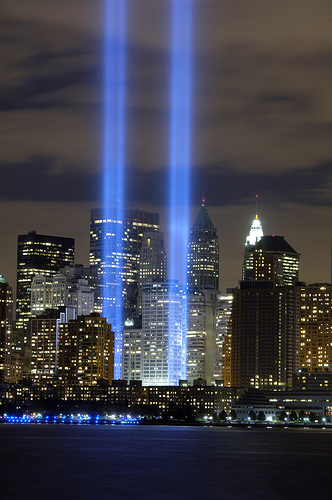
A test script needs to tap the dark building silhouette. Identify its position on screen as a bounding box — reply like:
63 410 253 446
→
230 235 300 391
243 235 300 285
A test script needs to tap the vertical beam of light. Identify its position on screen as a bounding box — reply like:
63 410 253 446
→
103 0 126 379
169 0 193 383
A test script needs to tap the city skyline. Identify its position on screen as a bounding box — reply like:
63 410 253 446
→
0 1 331 293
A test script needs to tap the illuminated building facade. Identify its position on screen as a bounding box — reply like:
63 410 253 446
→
299 284 332 372
31 276 52 315
16 232 74 327
214 293 233 386
187 198 219 290
29 311 64 384
243 235 300 286
0 274 12 383
186 288 206 384
138 231 167 311
141 281 184 386
186 288 219 385
31 271 94 318
122 328 142 382
90 208 160 319
242 212 264 280
59 313 114 386
52 274 94 316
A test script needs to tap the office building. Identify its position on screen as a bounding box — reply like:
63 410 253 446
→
213 293 233 386
0 274 12 383
59 313 114 386
243 235 300 286
141 281 184 386
242 211 264 280
230 233 300 391
29 310 70 384
16 231 74 327
186 288 206 383
298 283 332 372
90 208 160 319
230 281 299 391
187 197 219 291
122 327 142 382
138 230 167 311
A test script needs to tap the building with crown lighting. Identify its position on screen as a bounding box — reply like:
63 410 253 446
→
242 211 264 280
230 235 301 391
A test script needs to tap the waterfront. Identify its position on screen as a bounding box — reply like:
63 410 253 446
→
2 424 332 499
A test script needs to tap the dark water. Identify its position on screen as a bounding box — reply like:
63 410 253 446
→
2 424 332 499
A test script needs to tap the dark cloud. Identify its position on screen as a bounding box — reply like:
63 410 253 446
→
0 156 100 202
0 0 331 290
1 155 330 210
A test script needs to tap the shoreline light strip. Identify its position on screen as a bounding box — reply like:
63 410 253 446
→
103 0 126 379
169 0 193 383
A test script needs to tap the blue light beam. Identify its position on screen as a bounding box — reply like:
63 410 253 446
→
103 0 126 379
169 0 193 383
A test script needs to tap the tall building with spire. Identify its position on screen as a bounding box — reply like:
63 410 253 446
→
186 198 219 384
243 203 264 280
230 234 300 391
187 197 219 290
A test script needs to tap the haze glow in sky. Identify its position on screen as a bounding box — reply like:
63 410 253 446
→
0 0 331 293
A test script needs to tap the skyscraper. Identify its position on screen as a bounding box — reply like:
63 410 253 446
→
186 288 206 383
141 281 184 386
298 283 332 372
90 208 160 378
213 293 233 386
138 230 167 311
90 208 160 319
0 274 12 383
231 282 299 391
242 210 264 280
187 197 219 291
29 311 63 384
243 235 300 285
59 313 114 386
16 231 75 327
230 235 300 391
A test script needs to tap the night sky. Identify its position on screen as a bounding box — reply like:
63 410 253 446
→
0 0 331 294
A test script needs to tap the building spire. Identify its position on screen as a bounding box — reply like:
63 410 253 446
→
245 196 263 247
